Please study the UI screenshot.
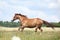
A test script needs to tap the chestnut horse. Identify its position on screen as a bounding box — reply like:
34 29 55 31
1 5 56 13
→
12 13 54 32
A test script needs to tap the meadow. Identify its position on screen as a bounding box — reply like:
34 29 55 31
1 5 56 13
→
0 27 60 40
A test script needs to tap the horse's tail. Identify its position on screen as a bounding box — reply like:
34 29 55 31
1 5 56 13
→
42 20 55 29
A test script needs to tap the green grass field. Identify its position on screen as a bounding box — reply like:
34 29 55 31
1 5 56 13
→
0 31 60 40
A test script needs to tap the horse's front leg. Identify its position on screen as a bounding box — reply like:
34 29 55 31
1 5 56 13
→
20 26 25 32
18 26 21 31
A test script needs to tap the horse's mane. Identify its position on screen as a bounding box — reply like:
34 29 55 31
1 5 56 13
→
15 13 27 18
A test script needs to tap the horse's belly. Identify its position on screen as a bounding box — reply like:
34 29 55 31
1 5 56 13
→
26 23 37 28
26 26 35 28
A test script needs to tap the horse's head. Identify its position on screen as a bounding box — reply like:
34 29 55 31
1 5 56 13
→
12 13 20 22
12 13 27 22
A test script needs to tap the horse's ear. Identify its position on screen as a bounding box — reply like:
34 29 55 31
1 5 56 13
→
18 13 22 15
15 13 22 15
15 13 19 15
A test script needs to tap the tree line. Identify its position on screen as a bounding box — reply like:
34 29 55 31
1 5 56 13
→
0 21 20 27
0 21 60 27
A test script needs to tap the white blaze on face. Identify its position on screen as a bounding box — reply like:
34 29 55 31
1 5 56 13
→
11 36 21 40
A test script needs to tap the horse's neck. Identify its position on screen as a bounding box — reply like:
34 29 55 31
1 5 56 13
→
19 16 27 22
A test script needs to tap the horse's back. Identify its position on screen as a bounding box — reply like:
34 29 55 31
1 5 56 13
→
26 18 43 25
35 18 43 24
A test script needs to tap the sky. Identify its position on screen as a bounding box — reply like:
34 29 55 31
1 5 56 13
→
0 0 60 22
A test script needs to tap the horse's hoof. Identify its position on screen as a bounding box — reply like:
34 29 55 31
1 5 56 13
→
35 31 37 32
18 29 20 31
41 30 43 32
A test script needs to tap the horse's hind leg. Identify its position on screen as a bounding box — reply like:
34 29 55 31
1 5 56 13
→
35 27 38 32
35 26 38 32
38 26 43 32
